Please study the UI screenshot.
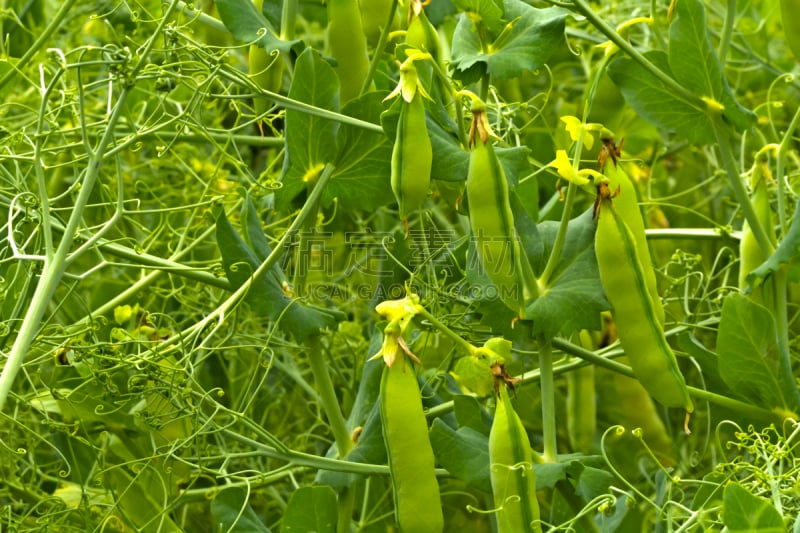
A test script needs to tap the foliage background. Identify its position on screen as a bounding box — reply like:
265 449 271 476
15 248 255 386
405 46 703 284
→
0 0 798 531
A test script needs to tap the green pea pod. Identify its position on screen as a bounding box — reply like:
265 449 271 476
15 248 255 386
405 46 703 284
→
489 385 542 533
467 117 531 314
781 0 800 61
392 93 432 223
739 161 776 306
603 162 664 324
595 187 693 414
380 353 444 533
327 0 371 102
360 0 396 45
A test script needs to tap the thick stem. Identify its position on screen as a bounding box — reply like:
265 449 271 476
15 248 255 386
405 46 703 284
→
415 307 478 357
306 335 352 458
568 0 705 111
711 117 772 254
539 340 559 462
717 0 736 67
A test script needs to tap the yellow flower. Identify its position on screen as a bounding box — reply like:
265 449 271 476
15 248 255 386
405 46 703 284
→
549 150 590 186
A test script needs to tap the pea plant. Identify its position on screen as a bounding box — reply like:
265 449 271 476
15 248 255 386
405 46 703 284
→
0 0 798 531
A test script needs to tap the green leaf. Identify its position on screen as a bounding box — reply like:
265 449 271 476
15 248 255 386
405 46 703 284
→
216 0 298 54
677 332 734 398
452 0 505 32
523 208 609 340
327 92 394 211
453 394 493 436
608 51 714 144
213 205 341 341
452 355 494 397
429 418 491 492
451 0 568 81
691 470 728 512
716 293 800 411
211 487 272 533
281 486 338 533
276 48 340 210
722 482 784 532
567 462 614 501
241 194 289 287
747 197 800 288
107 466 182 533
668 0 755 132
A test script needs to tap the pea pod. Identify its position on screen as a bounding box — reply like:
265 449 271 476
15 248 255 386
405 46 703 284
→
327 0 371 102
391 81 432 224
594 184 693 414
380 350 444 533
489 384 542 533
360 0 396 45
466 109 534 315
600 149 664 324
739 160 776 306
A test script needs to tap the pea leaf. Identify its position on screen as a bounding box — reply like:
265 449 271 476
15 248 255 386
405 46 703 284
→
452 0 505 31
722 482 784 533
327 92 394 211
213 204 342 342
276 48 340 210
429 418 492 493
747 196 800 288
107 466 183 533
451 0 568 81
608 51 715 144
668 0 755 132
281 486 337 533
608 0 755 144
522 208 609 340
716 293 800 412
453 394 493 436
216 0 299 54
277 54 393 212
211 487 271 533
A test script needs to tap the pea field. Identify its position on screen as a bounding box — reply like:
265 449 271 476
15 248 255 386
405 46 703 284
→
1 0 799 531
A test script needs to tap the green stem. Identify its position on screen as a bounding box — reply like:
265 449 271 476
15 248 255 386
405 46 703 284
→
216 65 383 133
221 428 449 476
551 338 785 425
568 0 705 111
176 0 228 33
280 0 298 40
717 0 736 67
0 0 77 92
539 340 558 462
415 307 478 356
540 54 610 286
776 103 800 232
360 0 399 97
645 227 733 241
337 487 355 533
0 99 129 412
155 165 336 358
710 117 772 254
306 336 353 457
